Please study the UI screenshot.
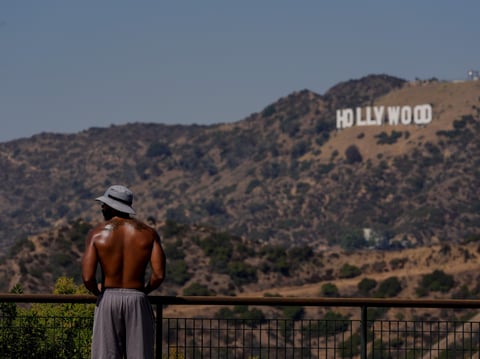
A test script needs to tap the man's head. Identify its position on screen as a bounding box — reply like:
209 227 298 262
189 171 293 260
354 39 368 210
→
95 185 136 220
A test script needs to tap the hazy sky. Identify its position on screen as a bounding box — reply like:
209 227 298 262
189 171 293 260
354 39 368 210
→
1 1 478 142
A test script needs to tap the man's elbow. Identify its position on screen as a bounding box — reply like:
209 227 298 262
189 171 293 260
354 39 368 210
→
151 272 166 290
154 273 166 287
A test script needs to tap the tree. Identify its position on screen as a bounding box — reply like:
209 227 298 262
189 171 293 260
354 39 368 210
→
374 276 402 298
358 278 377 296
417 270 455 295
345 145 363 164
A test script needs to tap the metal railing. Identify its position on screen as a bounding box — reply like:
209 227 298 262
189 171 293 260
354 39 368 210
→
2 294 480 358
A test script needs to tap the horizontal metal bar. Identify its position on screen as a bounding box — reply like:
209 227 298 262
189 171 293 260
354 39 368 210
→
1 294 480 309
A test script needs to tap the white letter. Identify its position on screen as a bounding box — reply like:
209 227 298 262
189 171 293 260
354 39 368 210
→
373 106 384 125
414 104 432 125
366 107 377 126
387 106 401 125
357 107 367 126
336 109 354 129
401 106 412 125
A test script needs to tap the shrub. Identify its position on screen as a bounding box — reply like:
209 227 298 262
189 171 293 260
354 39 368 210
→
162 220 187 237
198 232 234 273
146 142 172 157
320 283 339 297
339 230 368 251
214 306 266 327
228 261 257 286
0 278 94 359
291 141 310 158
315 311 350 335
345 145 363 164
183 282 215 296
233 306 266 324
339 263 362 279
282 306 305 321
375 130 402 144
68 219 92 245
164 239 185 260
418 270 455 295
260 245 290 276
166 260 190 286
358 278 377 296
288 245 314 263
261 104 276 118
374 276 402 298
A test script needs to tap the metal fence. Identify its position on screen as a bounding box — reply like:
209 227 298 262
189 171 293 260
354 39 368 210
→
1 295 480 358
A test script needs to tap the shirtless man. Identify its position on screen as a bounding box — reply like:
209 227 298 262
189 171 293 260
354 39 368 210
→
82 185 166 359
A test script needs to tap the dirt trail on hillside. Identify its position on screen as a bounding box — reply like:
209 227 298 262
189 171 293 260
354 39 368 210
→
163 258 480 318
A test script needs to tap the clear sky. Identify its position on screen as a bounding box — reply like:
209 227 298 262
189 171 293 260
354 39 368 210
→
1 1 478 142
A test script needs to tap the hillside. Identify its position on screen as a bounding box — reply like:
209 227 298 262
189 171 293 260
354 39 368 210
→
2 74 480 312
1 74 480 256
3 218 480 324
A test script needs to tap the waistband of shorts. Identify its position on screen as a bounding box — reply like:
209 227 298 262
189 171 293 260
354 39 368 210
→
102 288 146 295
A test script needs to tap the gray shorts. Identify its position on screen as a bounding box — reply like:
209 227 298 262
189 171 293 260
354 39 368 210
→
91 288 155 359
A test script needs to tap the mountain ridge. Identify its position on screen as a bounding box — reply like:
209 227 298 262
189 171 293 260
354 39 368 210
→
1 74 479 253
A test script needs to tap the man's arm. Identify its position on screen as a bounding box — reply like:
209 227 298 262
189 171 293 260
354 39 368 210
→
82 230 101 296
144 232 166 294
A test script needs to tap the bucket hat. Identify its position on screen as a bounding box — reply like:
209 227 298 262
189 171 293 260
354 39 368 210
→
95 185 136 215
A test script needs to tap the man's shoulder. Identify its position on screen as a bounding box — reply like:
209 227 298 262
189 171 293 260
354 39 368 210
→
131 218 157 233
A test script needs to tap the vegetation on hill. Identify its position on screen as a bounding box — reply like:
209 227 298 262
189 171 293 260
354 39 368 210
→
1 74 480 310
1 75 480 255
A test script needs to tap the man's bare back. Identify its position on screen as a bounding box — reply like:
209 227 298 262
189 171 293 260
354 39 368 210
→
82 185 165 358
83 217 164 294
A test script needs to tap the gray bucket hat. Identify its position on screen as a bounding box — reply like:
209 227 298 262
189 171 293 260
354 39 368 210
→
95 185 136 215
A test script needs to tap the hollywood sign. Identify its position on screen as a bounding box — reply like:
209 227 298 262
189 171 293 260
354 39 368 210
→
336 104 432 129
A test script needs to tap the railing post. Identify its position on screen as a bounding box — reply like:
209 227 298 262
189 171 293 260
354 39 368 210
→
156 302 163 359
360 306 367 359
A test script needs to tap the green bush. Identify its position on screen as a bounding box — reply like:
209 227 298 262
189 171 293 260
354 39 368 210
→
320 283 339 297
303 311 350 336
183 282 215 296
0 278 94 359
281 306 305 321
417 270 455 295
166 259 190 286
232 306 266 325
260 245 290 276
164 239 186 260
374 276 402 298
358 278 377 296
198 232 234 273
339 263 362 278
